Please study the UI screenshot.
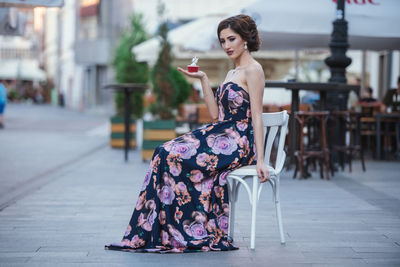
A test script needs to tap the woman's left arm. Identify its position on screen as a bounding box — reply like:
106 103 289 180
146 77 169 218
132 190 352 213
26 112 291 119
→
246 66 270 183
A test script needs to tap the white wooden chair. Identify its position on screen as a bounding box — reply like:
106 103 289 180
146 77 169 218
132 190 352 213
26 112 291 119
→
227 111 289 249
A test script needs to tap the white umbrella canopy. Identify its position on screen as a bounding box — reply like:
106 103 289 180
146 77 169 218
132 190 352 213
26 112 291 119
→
242 0 400 51
0 60 46 81
133 0 400 65
133 15 223 65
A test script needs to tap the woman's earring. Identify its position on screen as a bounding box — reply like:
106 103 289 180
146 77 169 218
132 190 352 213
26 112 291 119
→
244 43 248 50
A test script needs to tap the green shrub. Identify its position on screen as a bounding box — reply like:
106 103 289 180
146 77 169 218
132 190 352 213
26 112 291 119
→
112 13 149 118
151 5 190 120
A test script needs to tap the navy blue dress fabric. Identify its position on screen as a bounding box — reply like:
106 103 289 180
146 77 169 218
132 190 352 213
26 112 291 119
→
105 82 256 253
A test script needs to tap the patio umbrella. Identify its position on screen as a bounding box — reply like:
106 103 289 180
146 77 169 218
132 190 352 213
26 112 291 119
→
0 0 64 8
133 0 400 65
0 59 46 81
241 0 400 51
133 15 223 65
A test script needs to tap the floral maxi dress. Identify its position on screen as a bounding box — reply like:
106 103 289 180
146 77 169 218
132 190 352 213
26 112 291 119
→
105 81 256 253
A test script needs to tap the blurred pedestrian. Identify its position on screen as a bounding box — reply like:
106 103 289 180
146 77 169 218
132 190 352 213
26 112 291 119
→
347 77 360 111
360 87 377 103
382 76 400 112
0 80 7 129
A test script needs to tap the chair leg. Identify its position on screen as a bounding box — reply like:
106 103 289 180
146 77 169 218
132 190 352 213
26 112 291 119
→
250 175 258 250
293 158 298 179
360 148 366 172
228 181 237 241
274 178 286 244
319 159 323 179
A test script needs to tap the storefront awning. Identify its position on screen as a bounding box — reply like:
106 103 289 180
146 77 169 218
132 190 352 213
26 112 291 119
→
0 59 46 81
0 0 64 8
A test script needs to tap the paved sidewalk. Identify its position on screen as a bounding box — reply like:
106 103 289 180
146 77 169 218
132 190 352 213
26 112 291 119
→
1 104 400 266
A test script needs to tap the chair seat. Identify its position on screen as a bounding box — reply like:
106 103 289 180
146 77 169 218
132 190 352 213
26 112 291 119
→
230 165 277 177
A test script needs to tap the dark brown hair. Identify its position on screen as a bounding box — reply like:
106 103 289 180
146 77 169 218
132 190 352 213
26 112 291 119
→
217 14 261 52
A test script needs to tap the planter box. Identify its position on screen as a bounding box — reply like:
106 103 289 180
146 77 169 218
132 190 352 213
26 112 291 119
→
142 120 176 161
110 116 136 148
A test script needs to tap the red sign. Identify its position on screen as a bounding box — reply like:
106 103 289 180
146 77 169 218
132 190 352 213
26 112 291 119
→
332 0 380 4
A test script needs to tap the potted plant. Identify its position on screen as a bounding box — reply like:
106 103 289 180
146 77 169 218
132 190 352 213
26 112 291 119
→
110 13 149 148
142 7 191 160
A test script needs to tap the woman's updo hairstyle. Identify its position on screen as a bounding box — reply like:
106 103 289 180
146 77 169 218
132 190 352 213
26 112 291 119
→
217 14 261 52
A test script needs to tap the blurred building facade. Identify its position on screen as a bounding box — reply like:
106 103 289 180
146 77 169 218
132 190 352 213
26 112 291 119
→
39 0 250 111
39 0 133 111
4 0 396 110
0 8 44 80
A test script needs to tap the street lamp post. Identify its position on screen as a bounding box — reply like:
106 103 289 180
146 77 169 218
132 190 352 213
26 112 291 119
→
324 0 352 110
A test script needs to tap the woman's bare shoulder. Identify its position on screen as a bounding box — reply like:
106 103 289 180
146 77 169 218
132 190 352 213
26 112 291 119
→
244 61 264 79
245 61 263 74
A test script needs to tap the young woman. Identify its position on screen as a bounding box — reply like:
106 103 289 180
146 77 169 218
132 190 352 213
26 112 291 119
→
105 14 269 253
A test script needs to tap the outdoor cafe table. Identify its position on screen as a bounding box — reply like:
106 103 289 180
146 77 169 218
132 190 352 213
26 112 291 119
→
375 112 400 160
103 83 147 162
264 82 360 165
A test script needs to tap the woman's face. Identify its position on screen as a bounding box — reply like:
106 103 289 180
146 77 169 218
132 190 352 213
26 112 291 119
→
219 27 246 60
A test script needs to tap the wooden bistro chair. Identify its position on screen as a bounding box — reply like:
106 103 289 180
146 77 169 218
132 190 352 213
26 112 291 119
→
227 111 289 249
293 111 330 180
332 111 366 172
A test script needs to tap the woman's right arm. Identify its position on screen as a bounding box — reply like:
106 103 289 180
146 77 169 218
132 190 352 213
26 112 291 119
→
177 67 218 120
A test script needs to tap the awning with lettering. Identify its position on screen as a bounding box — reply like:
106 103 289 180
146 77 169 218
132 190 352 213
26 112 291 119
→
241 0 400 50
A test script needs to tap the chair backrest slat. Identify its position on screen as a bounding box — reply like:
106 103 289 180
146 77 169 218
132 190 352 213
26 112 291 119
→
264 125 279 164
261 111 289 169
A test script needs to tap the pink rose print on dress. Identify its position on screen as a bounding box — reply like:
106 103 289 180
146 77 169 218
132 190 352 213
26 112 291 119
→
159 210 166 225
196 153 208 167
239 135 249 148
236 120 248 131
124 224 132 237
218 104 225 121
168 224 187 247
162 172 176 187
228 88 244 108
190 223 208 239
129 235 145 248
175 182 187 194
138 199 157 231
217 215 229 233
120 239 130 247
200 177 213 193
164 134 200 159
161 230 170 245
141 167 152 191
190 169 204 183
157 172 176 205
206 127 240 155
207 219 217 232
169 164 182 176
158 185 175 205
135 191 146 210
219 171 229 186
166 154 182 177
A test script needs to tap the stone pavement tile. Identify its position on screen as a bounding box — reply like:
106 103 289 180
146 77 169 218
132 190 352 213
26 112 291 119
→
0 252 32 264
296 241 399 248
363 258 400 265
357 252 400 259
351 246 400 253
301 251 361 259
310 264 370 267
